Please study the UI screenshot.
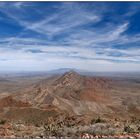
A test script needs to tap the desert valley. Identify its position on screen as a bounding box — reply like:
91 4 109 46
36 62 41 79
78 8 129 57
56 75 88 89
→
0 70 139 138
0 2 140 138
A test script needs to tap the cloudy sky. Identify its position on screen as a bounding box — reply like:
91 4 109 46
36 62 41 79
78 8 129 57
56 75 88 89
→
0 2 140 72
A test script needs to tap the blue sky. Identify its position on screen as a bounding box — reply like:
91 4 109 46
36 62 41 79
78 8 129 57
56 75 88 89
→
0 2 140 72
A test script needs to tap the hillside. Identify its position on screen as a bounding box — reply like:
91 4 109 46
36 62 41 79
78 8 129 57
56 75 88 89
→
6 71 113 115
0 70 138 120
0 71 139 138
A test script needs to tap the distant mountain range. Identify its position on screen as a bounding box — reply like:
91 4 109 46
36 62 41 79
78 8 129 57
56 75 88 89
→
1 68 140 78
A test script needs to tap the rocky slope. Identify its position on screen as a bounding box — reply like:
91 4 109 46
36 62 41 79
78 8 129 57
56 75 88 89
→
0 70 139 138
9 71 114 115
0 70 139 122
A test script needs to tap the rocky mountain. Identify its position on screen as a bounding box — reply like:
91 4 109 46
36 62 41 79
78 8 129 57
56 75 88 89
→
0 70 139 123
7 71 113 115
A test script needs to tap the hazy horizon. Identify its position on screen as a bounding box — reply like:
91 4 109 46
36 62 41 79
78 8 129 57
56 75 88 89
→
0 68 140 74
0 2 140 72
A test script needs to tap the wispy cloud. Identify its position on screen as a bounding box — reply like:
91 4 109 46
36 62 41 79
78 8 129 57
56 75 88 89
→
0 2 140 71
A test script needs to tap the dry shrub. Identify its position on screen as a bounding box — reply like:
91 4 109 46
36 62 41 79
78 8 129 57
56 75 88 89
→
124 125 135 133
0 119 6 125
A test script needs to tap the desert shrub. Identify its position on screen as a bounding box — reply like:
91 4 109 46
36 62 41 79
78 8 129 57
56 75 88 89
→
124 125 135 133
93 128 115 135
35 123 41 127
0 119 6 125
137 126 140 131
44 123 64 138
130 116 137 123
76 123 115 136
63 116 76 127
91 116 105 124
43 118 65 138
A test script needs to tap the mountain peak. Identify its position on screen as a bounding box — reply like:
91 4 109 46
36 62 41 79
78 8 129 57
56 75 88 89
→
53 70 82 87
63 70 80 77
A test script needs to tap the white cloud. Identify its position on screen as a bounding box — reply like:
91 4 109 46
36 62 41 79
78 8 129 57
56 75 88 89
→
0 2 140 72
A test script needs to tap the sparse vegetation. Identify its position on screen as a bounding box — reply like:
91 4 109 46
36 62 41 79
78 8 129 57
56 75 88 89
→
124 125 135 133
0 119 6 125
138 126 140 131
0 71 140 138
43 117 65 138
91 116 105 124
